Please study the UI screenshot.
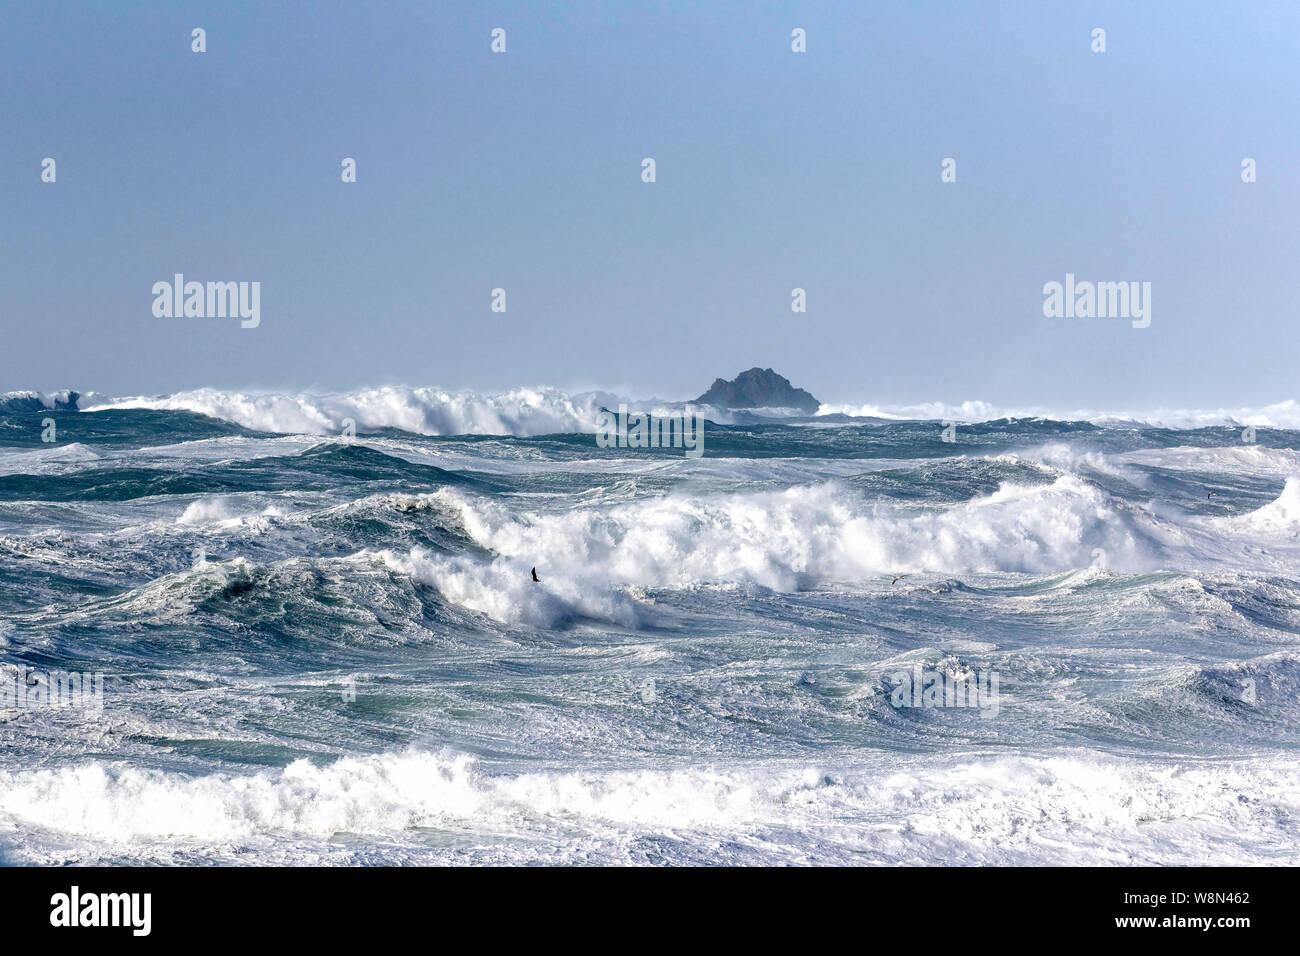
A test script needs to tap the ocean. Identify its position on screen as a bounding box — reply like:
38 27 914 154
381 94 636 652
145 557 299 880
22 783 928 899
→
1 386 1299 865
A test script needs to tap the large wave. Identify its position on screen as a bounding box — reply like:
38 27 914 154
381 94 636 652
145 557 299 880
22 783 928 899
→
1219 476 1300 536
59 385 1300 433
438 475 1156 579
0 389 81 413
82 386 614 437
366 475 1175 626
374 470 1300 626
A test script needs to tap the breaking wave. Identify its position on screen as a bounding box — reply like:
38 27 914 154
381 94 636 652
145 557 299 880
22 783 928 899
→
819 398 1300 429
422 475 1156 587
2 749 1296 865
36 384 1300 433
83 386 614 437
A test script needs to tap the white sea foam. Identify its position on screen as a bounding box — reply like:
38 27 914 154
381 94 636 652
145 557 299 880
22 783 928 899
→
1118 444 1300 477
1 749 1295 864
176 496 288 530
72 385 1300 432
0 442 102 477
819 399 1009 421
375 468 1300 625
83 386 615 437
444 474 1154 582
820 398 1300 429
0 389 81 411
368 477 1174 625
1216 477 1300 537
373 548 647 629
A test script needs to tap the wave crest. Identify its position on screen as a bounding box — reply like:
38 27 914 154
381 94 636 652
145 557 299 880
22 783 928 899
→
379 477 1160 624
83 386 612 437
52 384 1300 432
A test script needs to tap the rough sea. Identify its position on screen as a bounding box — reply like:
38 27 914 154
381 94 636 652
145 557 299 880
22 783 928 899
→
2 386 1299 865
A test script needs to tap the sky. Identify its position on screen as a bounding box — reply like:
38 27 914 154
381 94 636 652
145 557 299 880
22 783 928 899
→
2 0 1297 409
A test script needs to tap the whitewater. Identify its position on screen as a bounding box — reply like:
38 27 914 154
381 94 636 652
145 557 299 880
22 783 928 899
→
2 385 1299 865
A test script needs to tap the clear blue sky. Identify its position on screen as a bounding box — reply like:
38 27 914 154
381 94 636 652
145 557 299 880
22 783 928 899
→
2 0 1296 407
